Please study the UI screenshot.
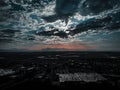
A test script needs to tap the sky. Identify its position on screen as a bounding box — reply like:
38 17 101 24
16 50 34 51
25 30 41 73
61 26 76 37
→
0 0 120 51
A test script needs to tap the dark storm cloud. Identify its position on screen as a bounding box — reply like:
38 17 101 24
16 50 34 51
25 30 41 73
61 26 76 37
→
0 29 19 37
3 0 54 11
55 0 80 15
0 29 20 43
0 11 7 22
42 0 120 22
36 29 68 38
0 38 12 44
9 1 25 11
41 14 68 22
0 0 8 7
55 0 120 16
68 10 120 36
41 0 80 22
78 0 120 15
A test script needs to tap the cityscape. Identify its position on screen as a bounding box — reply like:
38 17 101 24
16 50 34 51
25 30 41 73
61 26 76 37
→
0 51 120 89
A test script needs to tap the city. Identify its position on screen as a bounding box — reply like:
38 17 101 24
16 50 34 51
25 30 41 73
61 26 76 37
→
0 51 120 89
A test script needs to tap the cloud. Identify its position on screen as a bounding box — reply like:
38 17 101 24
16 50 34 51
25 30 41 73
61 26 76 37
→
0 0 120 51
0 29 20 44
36 29 68 38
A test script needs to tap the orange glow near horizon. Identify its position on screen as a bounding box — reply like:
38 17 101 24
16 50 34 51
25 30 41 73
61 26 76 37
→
27 44 93 51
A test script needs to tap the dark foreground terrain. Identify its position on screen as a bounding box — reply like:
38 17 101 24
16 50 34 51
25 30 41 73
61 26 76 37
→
0 51 120 89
